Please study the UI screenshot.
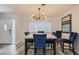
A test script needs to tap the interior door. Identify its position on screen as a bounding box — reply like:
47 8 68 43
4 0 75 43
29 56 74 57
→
0 20 12 44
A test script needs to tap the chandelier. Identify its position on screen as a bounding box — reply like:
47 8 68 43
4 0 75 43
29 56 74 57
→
31 4 47 21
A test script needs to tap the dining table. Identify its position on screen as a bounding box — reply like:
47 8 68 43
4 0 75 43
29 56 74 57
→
24 33 57 55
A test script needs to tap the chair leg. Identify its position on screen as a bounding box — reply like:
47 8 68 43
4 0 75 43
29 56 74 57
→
51 44 53 50
72 43 75 54
57 40 58 44
57 38 59 44
53 41 56 55
43 48 46 55
48 44 49 46
62 42 64 53
69 43 71 50
34 48 37 55
60 41 62 48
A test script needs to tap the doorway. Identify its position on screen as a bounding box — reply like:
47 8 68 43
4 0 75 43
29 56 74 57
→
0 20 16 44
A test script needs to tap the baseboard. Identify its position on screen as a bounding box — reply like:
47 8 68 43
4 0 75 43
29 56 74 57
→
16 41 24 49
0 43 12 45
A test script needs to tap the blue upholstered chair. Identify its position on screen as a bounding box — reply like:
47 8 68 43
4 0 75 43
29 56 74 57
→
48 31 62 49
61 32 77 54
54 31 62 44
33 34 47 55
54 31 62 39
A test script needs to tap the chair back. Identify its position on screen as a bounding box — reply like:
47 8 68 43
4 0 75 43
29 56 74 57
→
25 32 29 36
38 31 44 33
55 31 62 38
52 32 56 35
69 32 77 42
33 34 47 48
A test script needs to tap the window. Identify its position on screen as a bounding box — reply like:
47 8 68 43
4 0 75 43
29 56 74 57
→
28 22 52 33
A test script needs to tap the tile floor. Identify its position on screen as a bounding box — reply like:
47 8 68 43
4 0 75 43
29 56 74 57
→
0 45 16 55
0 44 74 55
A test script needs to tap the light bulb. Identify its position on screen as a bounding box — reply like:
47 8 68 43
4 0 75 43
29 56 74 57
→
42 12 45 15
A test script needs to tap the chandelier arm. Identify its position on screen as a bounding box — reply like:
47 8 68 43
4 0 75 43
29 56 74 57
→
31 4 47 21
38 8 41 19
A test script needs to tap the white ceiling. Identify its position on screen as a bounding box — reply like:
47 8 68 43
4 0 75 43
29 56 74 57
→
0 4 78 18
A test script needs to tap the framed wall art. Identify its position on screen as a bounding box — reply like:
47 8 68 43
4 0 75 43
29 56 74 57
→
61 14 72 33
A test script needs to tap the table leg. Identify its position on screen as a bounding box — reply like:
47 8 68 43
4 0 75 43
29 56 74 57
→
53 40 56 55
25 39 28 55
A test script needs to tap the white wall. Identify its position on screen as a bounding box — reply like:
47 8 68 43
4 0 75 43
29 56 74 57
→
16 16 23 44
16 16 60 44
16 15 28 44
59 5 79 54
50 17 61 32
